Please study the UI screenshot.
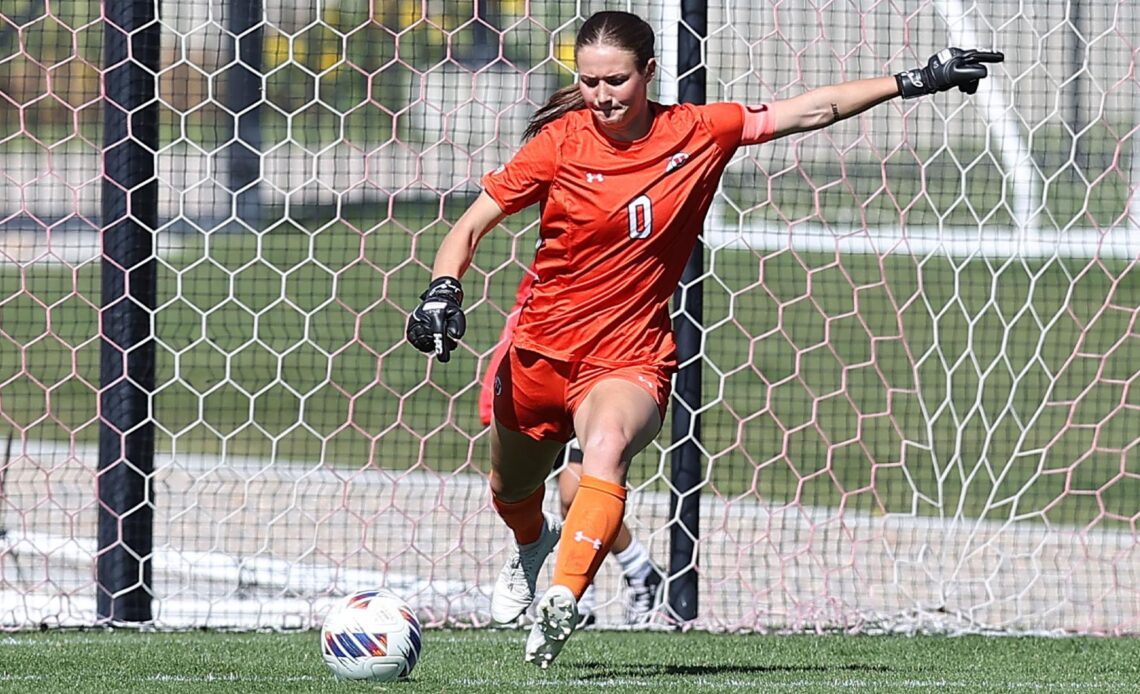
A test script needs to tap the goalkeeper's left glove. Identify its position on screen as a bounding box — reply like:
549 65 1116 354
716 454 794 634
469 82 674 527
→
406 276 466 363
896 47 1004 99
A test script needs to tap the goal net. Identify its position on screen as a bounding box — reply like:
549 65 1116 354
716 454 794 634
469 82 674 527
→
2 0 1139 633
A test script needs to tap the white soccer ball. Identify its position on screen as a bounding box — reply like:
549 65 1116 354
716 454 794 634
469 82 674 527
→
320 589 423 682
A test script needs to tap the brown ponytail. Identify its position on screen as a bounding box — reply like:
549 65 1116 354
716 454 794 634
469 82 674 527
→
522 11 656 142
523 83 586 141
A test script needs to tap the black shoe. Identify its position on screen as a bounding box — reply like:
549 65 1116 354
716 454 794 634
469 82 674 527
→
623 563 664 624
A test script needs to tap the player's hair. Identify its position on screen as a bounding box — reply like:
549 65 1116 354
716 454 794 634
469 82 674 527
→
522 11 656 141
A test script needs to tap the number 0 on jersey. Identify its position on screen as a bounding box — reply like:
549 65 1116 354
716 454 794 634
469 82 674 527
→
627 195 653 239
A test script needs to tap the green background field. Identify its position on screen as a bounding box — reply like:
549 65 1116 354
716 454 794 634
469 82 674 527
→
3 628 1140 693
3 198 1138 529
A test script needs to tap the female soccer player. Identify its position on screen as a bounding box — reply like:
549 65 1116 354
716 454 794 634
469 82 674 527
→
407 10 1002 668
478 269 664 628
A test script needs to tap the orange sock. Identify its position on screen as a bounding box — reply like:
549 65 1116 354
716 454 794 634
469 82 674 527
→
552 475 626 599
491 485 546 545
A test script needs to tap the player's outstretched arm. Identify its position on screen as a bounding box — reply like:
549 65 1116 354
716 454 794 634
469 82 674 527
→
766 47 1003 140
406 191 505 362
767 76 899 138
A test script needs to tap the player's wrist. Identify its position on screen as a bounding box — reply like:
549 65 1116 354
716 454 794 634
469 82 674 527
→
894 68 933 99
422 276 464 306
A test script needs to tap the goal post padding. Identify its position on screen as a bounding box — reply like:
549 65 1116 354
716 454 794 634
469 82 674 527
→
97 0 160 624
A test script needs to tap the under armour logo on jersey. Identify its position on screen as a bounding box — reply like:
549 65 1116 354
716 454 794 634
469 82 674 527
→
586 172 605 183
573 530 603 550
665 152 690 173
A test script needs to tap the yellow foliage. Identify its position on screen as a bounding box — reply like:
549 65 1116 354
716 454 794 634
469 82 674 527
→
555 35 575 65
398 0 419 29
319 50 340 71
264 32 290 68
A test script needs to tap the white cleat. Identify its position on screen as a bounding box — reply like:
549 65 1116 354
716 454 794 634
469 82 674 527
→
491 514 561 624
524 585 578 669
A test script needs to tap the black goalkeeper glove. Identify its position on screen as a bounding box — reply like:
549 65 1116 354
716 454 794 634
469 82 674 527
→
406 276 466 363
896 47 1004 99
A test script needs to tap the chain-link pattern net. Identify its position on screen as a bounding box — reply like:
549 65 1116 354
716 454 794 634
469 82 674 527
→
2 1 1139 632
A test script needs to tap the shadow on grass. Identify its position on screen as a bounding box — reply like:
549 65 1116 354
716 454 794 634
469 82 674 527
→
571 662 890 679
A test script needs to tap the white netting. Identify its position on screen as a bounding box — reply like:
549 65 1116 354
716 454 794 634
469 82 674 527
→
1 0 1139 633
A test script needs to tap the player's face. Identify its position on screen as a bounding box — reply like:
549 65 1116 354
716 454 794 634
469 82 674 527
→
576 44 656 141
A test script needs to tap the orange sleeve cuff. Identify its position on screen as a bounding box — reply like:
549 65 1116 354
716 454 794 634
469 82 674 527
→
741 103 776 145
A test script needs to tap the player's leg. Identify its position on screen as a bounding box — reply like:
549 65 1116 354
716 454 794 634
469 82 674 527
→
557 376 662 592
555 444 608 627
526 376 662 667
558 447 633 551
488 346 573 625
558 444 663 625
490 419 565 624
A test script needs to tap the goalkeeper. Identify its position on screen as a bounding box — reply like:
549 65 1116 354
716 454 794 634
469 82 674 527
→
407 9 1001 669
479 268 665 628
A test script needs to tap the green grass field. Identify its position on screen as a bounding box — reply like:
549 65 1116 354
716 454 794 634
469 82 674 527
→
3 628 1140 693
2 199 1138 527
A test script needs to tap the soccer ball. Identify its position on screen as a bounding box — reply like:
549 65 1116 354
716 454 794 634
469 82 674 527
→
320 589 423 682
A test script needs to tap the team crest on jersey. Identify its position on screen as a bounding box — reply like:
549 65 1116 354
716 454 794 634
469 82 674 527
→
665 152 690 173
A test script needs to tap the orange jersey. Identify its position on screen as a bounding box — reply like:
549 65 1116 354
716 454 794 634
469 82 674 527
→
481 102 771 367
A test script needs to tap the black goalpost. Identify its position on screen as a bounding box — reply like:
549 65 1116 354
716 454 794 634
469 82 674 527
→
668 0 706 625
226 0 264 227
98 0 160 623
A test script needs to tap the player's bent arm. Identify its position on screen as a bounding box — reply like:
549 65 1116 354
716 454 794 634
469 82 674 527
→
431 191 507 280
766 75 899 139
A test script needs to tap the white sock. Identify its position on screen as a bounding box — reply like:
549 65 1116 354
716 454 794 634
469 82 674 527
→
578 584 597 614
614 538 652 582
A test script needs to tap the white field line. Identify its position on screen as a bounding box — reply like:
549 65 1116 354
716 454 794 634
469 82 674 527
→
10 438 1140 540
6 203 1131 291
703 222 1140 260
2 221 1135 265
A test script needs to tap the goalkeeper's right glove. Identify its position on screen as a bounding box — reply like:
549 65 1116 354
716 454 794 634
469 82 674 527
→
896 47 1004 99
406 276 466 363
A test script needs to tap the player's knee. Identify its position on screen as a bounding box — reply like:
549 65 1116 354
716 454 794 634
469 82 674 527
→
580 427 633 470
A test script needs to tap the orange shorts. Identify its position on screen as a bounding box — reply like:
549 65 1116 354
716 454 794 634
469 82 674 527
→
492 345 672 443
